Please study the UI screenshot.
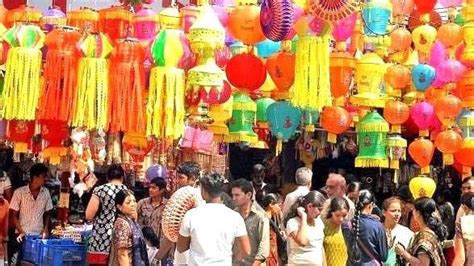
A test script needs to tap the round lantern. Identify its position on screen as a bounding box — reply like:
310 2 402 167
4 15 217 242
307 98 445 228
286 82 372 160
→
384 100 410 133
413 0 437 14
351 52 387 108
386 134 407 170
133 6 159 44
411 64 436 92
330 51 355 99
362 0 392 36
409 175 437 199
410 101 435 137
408 137 435 174
438 22 463 49
98 6 133 42
66 7 99 32
355 111 390 168
308 0 358 22
435 94 462 127
226 93 258 144
412 24 437 57
256 39 281 58
266 101 301 154
390 27 412 52
385 64 411 97
41 6 66 32
226 53 267 93
457 69 474 108
122 133 155 179
438 59 466 86
260 0 294 42
320 106 352 143
435 128 463 165
228 4 266 45
266 50 295 93
461 23 474 67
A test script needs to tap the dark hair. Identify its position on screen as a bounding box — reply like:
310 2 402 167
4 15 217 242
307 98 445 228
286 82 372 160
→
115 190 135 215
149 177 167 190
351 190 376 263
200 172 226 198
462 176 474 185
230 178 254 196
325 197 350 219
397 185 414 204
414 197 448 241
261 193 281 209
439 188 454 203
220 192 235 209
176 161 201 181
30 163 49 180
347 182 361 194
286 191 326 225
461 192 474 211
107 164 125 181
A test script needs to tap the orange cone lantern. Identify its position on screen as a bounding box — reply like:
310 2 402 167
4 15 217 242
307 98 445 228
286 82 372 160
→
408 137 435 174
320 106 352 143
435 94 462 127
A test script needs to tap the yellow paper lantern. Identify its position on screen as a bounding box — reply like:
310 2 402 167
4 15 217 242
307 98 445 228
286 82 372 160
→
409 175 436 199
351 52 387 108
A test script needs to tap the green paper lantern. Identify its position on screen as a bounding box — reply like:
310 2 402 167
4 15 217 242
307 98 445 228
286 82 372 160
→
355 111 390 168
226 93 258 143
256 97 276 123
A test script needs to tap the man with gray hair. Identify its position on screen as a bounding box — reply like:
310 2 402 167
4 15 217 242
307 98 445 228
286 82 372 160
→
323 173 355 220
282 167 312 219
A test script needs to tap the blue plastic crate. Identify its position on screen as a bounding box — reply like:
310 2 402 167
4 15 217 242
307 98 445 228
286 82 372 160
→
43 243 86 266
22 234 40 263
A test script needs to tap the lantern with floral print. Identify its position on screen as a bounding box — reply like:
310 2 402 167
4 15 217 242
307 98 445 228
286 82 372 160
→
320 106 352 143
435 128 463 165
355 111 390 168
408 137 435 174
409 175 436 199
266 100 301 154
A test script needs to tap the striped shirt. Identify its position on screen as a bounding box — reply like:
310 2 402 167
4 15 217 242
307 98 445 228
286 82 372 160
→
9 185 53 234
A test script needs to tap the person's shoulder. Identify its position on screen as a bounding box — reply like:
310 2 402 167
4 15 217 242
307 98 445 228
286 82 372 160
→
137 197 149 206
15 185 28 193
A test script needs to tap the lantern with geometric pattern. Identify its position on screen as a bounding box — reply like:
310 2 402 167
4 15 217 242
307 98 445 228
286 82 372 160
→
355 111 390 168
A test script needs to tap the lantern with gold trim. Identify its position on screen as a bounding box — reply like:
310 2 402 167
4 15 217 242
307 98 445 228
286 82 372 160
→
266 100 301 154
99 5 133 43
351 52 387 108
435 128 463 165
5 5 42 27
66 7 99 33
409 175 437 199
226 93 259 145
386 134 407 171
6 120 35 153
40 120 68 165
133 5 158 45
41 6 66 32
355 111 390 168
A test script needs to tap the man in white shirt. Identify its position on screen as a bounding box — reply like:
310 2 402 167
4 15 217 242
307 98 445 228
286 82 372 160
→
324 173 355 220
282 167 312 219
177 172 250 265
456 177 474 223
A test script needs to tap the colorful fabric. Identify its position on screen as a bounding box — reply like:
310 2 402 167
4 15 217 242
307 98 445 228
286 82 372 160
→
109 215 133 266
408 229 446 266
456 215 474 265
323 223 348 266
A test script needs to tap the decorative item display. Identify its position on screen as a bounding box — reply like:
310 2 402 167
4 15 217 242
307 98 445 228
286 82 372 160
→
355 111 389 168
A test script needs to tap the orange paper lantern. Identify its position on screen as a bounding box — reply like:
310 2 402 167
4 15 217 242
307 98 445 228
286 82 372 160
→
67 7 99 32
383 100 410 133
320 106 352 143
228 4 266 45
435 128 463 165
457 68 474 108
266 51 295 93
385 64 411 96
390 27 412 52
330 51 355 99
435 94 462 127
437 22 463 49
408 137 435 174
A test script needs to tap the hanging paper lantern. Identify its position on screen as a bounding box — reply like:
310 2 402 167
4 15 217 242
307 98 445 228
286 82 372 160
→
461 23 474 67
355 111 390 168
408 137 435 174
411 64 436 92
320 106 352 143
226 53 267 93
407 10 442 31
99 5 133 43
256 39 281 59
390 27 412 52
351 52 387 108
66 7 99 32
188 4 226 55
385 64 411 97
5 5 42 28
254 97 275 148
40 120 69 165
457 69 474 108
208 96 233 137
260 0 293 42
6 120 35 153
160 6 182 30
228 4 266 45
332 12 357 42
438 22 463 49
438 59 466 85
410 101 435 137
435 94 462 127
409 175 437 199
226 94 258 144
412 24 437 56
266 50 295 94
133 6 159 44
308 0 357 22
180 5 200 33
435 128 463 165
362 0 392 36
413 0 437 14
386 134 407 170
266 101 301 154
330 51 355 99
212 3 229 27
41 6 66 32
391 0 414 18
384 100 410 133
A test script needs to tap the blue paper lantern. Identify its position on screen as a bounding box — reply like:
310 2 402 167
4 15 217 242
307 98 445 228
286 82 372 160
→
256 39 281 58
362 0 392 36
266 101 301 141
412 64 436 92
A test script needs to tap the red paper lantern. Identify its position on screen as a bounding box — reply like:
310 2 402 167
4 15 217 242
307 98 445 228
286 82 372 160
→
414 0 437 14
408 137 435 173
383 100 410 133
6 120 35 153
226 53 267 93
320 106 352 143
435 94 462 127
435 128 463 165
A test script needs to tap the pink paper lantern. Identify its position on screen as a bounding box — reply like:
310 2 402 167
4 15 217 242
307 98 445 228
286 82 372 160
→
212 5 229 26
428 41 447 69
438 0 463 7
283 5 303 40
438 59 466 84
410 101 435 135
332 12 357 42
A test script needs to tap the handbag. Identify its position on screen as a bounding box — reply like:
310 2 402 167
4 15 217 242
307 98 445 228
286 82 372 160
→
192 128 214 153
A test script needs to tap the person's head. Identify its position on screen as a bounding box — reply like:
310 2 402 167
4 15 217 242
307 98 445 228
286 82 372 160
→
461 192 474 214
355 189 375 214
397 185 414 211
148 178 167 199
107 164 125 182
251 164 265 186
436 188 454 204
230 178 254 208
200 172 225 202
462 177 474 195
382 197 403 226
325 173 346 198
295 167 312 187
347 181 362 204
298 191 326 220
176 161 201 188
29 163 49 189
413 197 448 241
326 197 350 226
261 193 282 216
115 190 137 218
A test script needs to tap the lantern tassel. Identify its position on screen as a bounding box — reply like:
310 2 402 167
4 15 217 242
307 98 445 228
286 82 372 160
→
355 158 389 168
443 153 454 166
390 159 399 170
327 133 337 143
391 125 401 134
421 166 431 174
394 170 399 184
276 138 282 156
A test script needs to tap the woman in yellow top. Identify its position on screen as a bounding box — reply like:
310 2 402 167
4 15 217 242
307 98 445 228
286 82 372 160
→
323 197 350 266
